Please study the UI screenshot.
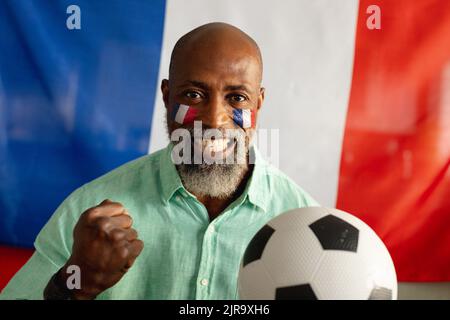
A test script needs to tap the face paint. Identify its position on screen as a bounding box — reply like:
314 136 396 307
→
232 108 256 129
172 104 198 125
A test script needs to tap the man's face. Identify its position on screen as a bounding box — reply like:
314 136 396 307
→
162 42 264 162
160 35 264 199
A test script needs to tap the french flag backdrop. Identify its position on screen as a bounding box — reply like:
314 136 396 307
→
1 0 449 292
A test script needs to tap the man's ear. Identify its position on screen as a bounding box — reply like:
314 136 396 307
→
257 87 265 111
161 79 170 109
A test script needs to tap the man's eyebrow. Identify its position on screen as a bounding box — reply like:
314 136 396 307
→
224 84 253 93
178 80 210 90
178 81 254 93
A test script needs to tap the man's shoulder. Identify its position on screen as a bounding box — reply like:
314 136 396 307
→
262 162 305 193
85 147 165 188
37 147 167 231
32 148 169 261
64 147 168 207
259 161 320 208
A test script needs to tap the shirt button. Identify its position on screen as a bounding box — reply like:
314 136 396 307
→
200 279 209 286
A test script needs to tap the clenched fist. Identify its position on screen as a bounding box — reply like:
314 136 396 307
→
58 199 144 299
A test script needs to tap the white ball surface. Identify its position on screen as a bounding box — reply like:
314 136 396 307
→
238 207 397 300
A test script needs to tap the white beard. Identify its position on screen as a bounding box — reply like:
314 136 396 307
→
176 160 248 199
166 117 254 199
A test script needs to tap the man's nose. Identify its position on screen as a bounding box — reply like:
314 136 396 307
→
200 95 229 129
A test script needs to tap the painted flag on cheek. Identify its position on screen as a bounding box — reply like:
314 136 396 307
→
233 109 256 129
172 104 198 125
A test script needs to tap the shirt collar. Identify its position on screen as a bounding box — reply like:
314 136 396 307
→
159 142 185 204
159 142 269 212
245 145 269 212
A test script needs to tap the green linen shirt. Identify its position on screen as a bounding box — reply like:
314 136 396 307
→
0 143 319 300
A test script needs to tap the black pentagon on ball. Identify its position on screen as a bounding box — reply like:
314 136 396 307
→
309 214 359 252
275 284 318 300
368 286 393 300
243 225 275 267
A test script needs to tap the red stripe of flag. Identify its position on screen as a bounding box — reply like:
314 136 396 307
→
0 246 34 291
337 0 450 281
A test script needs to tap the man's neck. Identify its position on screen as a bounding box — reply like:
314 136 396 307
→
196 164 254 222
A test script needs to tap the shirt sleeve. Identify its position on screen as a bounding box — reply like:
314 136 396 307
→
0 250 60 300
0 188 82 300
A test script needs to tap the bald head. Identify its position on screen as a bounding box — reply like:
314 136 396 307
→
162 22 265 136
169 22 263 83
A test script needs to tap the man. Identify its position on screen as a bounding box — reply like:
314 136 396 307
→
0 22 318 300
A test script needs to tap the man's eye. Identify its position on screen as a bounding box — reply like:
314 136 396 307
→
185 91 202 99
230 94 246 102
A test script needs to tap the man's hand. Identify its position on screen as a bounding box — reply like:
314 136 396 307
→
57 199 144 300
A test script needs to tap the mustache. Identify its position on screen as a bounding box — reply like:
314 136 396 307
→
183 126 246 138
184 127 249 154
170 126 250 165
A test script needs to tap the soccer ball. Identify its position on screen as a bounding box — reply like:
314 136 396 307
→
237 207 397 300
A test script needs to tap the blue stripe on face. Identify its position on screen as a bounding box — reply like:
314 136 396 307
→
171 103 180 120
233 109 244 128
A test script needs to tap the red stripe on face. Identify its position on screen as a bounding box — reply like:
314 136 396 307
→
183 107 198 124
251 109 256 128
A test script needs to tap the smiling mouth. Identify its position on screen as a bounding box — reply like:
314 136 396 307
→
193 138 237 159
